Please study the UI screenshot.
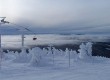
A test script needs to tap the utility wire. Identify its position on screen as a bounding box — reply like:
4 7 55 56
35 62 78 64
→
9 22 36 35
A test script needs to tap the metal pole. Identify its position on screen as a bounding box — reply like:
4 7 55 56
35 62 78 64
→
21 34 24 48
51 47 54 65
69 50 70 67
50 45 54 65
0 34 1 48
0 34 2 69
0 21 3 70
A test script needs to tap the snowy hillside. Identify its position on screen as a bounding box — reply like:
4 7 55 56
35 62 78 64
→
0 42 110 80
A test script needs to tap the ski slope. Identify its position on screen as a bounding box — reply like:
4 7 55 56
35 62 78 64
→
0 53 110 80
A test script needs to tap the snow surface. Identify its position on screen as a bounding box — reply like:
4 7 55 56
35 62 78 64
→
0 47 110 80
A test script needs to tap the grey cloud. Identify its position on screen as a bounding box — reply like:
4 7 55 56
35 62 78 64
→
0 0 110 34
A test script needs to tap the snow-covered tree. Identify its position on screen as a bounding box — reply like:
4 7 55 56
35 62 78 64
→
42 48 48 56
70 50 78 61
47 47 53 56
52 47 60 56
29 47 42 66
65 48 70 58
13 48 28 63
86 42 92 57
13 51 20 62
20 48 27 58
78 42 93 59
78 43 88 59
59 49 65 56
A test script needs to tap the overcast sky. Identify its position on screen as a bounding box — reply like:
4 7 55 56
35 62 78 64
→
0 0 110 34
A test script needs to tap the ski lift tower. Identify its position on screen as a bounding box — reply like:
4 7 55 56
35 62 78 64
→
0 17 9 69
18 29 26 48
0 17 26 49
0 17 9 49
0 17 37 49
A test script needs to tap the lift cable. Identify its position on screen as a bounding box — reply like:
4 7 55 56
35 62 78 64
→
0 17 37 40
10 22 36 35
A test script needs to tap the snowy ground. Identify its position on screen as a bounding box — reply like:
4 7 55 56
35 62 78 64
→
1 53 110 80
